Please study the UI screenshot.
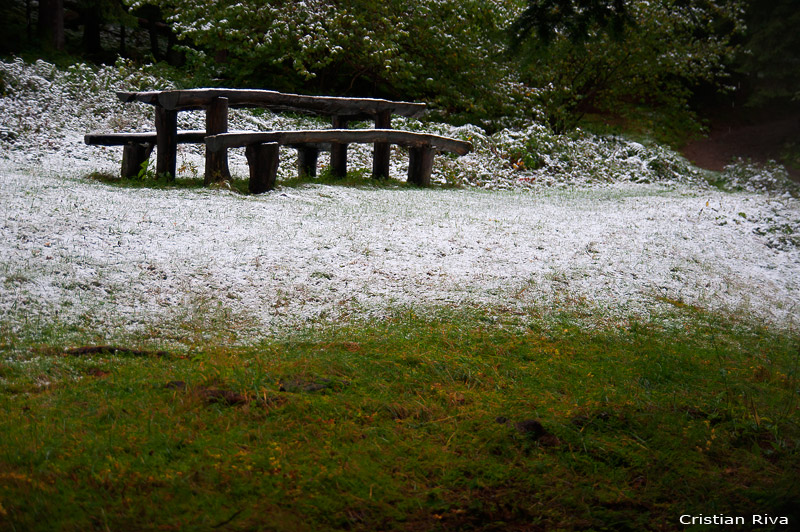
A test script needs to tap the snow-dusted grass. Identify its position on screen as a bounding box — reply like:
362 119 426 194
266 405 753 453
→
2 162 798 347
1 58 799 347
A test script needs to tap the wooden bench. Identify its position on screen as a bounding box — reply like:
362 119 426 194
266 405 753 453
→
84 130 206 178
114 88 427 182
205 129 472 193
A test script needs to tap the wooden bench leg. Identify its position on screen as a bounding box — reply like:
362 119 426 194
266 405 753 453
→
121 142 154 178
330 116 349 177
297 146 319 177
408 146 433 186
204 96 231 185
246 142 279 194
372 110 391 179
155 107 178 179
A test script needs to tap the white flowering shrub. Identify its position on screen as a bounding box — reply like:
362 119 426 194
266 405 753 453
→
123 0 526 125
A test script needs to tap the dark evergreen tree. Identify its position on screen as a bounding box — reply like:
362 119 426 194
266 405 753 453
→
38 0 65 50
510 0 631 48
737 0 800 105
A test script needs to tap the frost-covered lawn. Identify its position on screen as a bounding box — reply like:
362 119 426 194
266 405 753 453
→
2 159 799 346
1 58 799 346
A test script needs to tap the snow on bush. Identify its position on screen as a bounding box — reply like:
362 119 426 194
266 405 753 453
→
1 57 796 197
721 158 800 196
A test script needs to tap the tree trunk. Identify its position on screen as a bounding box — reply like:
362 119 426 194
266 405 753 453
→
38 0 65 50
148 18 161 61
83 8 102 55
26 0 33 41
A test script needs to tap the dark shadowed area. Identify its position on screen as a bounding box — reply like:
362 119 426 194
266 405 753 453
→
683 105 800 181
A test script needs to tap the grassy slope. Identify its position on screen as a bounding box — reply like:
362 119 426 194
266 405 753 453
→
1 306 798 531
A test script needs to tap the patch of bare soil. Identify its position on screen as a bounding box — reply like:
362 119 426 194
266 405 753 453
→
682 106 800 181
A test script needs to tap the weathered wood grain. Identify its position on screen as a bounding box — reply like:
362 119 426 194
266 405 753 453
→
117 89 426 118
245 142 280 194
330 116 349 177
121 143 153 178
296 146 319 177
372 110 391 179
84 131 206 145
205 129 472 155
155 107 178 178
204 96 231 184
408 146 435 186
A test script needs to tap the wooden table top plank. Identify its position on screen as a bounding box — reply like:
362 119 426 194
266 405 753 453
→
117 88 426 118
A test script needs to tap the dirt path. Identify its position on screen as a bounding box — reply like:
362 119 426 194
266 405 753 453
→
682 108 800 181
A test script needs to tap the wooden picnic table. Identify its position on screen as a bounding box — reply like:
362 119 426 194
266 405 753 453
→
116 88 427 182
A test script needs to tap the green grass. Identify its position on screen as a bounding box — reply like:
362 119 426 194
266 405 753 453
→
84 165 457 195
85 154 464 194
276 166 461 190
279 167 410 189
1 307 799 530
84 172 253 195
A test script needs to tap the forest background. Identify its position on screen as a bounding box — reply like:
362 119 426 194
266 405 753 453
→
2 0 799 169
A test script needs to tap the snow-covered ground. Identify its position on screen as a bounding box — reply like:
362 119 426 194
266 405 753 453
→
1 58 799 344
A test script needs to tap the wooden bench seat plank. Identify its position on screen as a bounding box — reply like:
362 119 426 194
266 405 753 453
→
205 129 472 155
84 130 207 146
206 129 471 192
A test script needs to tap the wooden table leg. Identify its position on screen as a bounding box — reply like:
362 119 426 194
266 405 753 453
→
372 110 391 179
330 116 349 177
297 146 319 177
204 96 231 184
155 107 177 179
121 142 154 178
408 146 433 186
246 142 280 194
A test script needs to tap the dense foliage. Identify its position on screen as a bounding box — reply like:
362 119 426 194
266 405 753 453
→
2 0 795 140
124 0 526 126
118 0 748 136
511 0 745 136
736 0 800 106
